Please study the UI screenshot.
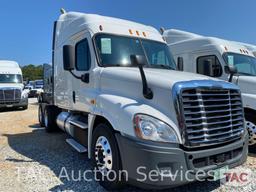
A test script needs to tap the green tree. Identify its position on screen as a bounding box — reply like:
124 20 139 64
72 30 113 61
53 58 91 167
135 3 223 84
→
22 64 43 82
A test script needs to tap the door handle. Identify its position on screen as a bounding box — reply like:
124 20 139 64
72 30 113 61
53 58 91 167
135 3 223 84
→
73 91 76 103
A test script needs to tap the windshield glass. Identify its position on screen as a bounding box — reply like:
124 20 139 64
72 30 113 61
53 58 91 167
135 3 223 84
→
224 53 256 76
0 74 22 83
95 34 176 70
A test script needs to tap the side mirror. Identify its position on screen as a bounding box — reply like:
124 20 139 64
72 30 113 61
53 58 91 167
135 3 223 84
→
63 45 75 71
177 57 184 71
130 55 147 67
224 65 238 82
224 65 237 74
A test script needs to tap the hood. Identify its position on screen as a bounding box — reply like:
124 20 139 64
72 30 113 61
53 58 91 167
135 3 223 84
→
100 67 215 90
0 83 24 89
237 75 256 95
99 67 235 133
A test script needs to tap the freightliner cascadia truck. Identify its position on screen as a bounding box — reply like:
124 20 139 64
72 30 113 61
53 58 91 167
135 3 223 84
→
39 10 248 190
0 60 28 110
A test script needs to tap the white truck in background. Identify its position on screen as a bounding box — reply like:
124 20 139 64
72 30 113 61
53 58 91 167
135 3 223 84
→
0 60 28 110
39 10 248 190
163 29 256 147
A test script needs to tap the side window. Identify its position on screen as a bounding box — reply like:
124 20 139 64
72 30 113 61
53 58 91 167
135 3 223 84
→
75 39 91 71
197 55 222 77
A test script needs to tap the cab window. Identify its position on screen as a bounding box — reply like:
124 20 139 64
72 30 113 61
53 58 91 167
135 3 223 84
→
197 55 222 77
75 39 91 71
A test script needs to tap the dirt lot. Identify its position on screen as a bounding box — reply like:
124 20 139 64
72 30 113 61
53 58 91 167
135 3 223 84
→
0 100 256 192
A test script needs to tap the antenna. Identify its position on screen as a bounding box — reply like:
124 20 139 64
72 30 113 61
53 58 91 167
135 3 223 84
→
60 8 66 14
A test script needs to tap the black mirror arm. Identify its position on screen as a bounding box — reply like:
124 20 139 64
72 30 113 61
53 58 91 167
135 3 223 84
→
228 74 234 82
138 66 153 99
69 70 81 80
69 70 90 83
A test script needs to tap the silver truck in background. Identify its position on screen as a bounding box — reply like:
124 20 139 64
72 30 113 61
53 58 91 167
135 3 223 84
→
38 10 248 190
0 60 28 110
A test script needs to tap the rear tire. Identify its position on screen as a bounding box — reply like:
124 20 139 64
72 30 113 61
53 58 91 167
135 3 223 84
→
44 105 60 132
91 123 125 190
38 104 45 127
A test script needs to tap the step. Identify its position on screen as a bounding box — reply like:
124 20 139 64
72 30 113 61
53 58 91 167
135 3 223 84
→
69 119 88 129
66 138 87 153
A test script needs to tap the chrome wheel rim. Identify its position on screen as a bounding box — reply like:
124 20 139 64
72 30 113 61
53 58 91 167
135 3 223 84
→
246 121 256 145
95 136 113 175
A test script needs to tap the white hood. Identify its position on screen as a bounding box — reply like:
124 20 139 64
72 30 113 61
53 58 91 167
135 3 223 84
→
0 83 24 89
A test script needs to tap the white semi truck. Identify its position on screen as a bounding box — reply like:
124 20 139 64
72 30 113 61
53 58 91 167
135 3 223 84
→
0 60 28 109
163 29 256 147
39 11 248 190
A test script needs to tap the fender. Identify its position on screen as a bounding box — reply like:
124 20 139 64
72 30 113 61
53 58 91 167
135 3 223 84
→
242 93 256 111
87 93 182 158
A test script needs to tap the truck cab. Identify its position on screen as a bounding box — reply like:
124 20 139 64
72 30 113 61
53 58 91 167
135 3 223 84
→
39 12 248 190
163 29 256 147
0 60 28 110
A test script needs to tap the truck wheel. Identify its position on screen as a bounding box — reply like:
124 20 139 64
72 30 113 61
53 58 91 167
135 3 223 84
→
91 124 125 190
38 104 45 127
245 113 256 152
44 105 60 132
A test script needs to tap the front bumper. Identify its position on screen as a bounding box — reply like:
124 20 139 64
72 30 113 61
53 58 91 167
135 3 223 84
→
116 133 248 189
0 97 28 108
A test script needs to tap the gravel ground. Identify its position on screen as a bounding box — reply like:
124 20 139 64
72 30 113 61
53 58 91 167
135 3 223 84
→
0 99 255 192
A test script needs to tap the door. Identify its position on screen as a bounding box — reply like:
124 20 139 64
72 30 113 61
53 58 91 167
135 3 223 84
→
192 51 229 80
71 32 95 112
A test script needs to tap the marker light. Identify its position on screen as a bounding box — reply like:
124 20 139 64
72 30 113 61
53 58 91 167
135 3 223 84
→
99 25 103 31
129 29 133 35
142 32 146 37
224 46 228 51
136 30 140 36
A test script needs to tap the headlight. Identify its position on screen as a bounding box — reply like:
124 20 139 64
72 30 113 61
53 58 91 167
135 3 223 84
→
21 91 28 99
134 114 179 143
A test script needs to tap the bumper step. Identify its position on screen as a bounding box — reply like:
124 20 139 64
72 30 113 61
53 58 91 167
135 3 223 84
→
66 138 87 153
69 119 88 129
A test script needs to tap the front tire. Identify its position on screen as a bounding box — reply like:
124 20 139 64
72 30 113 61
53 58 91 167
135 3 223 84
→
91 123 125 190
38 104 45 127
44 105 60 132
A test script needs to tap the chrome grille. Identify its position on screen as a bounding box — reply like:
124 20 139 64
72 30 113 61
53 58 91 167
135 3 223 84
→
181 89 244 147
0 89 21 104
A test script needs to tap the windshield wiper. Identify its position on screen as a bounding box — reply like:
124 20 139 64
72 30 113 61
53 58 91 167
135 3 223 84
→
147 64 175 70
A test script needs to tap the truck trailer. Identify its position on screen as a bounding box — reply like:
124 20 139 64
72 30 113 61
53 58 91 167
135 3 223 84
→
163 29 256 148
0 60 28 109
39 11 248 190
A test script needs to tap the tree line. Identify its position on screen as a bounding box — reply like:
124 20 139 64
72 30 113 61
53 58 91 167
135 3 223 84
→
22 64 43 82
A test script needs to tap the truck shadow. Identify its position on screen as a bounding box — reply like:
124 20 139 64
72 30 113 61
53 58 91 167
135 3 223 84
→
0 107 26 113
4 128 220 192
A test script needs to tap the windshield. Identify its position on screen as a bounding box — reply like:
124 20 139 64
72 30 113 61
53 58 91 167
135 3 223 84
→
224 53 256 76
95 34 176 70
0 74 22 83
